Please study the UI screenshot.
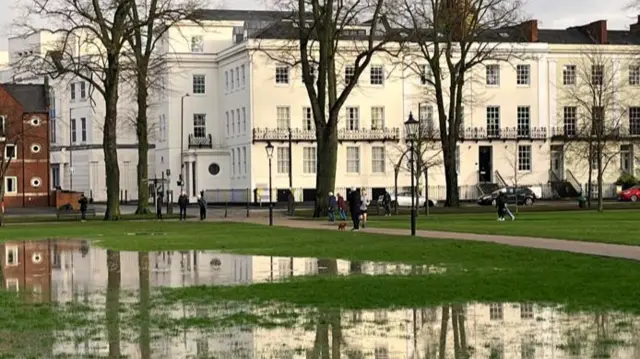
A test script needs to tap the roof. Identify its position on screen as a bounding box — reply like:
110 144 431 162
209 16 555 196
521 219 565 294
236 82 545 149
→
1 83 48 113
193 9 302 22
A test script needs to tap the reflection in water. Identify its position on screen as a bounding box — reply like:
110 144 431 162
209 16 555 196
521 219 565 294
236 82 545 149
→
0 240 639 358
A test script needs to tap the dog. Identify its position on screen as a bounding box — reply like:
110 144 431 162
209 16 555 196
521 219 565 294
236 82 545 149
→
338 222 347 231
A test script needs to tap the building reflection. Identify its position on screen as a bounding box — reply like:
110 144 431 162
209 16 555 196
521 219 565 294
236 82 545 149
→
0 240 638 358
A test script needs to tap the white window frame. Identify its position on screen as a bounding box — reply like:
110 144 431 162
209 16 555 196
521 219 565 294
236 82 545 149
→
70 83 76 101
346 146 360 173
563 65 576 85
371 106 385 130
231 148 236 175
303 147 316 174
242 147 247 173
80 117 87 142
193 113 206 138
592 64 604 85
372 146 385 173
516 106 530 136
4 144 16 160
303 107 313 130
346 107 359 130
242 107 247 133
518 145 532 172
630 107 640 136
231 111 235 134
370 65 384 85
0 115 6 136
5 246 18 266
225 111 229 136
564 106 577 136
277 147 290 174
420 64 432 85
419 103 434 132
235 66 240 87
4 176 17 195
236 109 240 133
275 65 290 84
230 69 234 89
5 278 18 291
486 106 500 138
630 65 640 86
486 64 500 86
276 106 291 129
190 35 204 53
345 65 356 85
192 74 206 94
241 64 246 86
79 81 86 99
516 64 530 86
225 71 229 91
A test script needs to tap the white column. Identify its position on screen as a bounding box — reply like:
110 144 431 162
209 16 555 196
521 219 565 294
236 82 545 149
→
185 161 191 197
547 60 557 129
193 159 198 196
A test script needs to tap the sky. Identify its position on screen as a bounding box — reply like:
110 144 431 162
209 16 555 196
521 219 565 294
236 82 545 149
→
0 0 635 51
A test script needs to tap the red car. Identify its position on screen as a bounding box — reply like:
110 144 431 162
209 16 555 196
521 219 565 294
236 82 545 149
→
618 185 640 201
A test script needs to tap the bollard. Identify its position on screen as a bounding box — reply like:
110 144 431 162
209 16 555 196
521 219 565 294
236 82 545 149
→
224 202 228 218
246 190 250 217
125 190 128 204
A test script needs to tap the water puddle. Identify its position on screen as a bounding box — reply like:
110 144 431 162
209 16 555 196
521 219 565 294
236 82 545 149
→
0 240 639 358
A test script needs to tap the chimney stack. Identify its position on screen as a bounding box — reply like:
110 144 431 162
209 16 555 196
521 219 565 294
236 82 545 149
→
582 20 608 44
631 15 640 32
520 19 538 42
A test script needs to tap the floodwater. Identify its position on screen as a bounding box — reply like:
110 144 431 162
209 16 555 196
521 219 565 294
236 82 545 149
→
1 239 640 358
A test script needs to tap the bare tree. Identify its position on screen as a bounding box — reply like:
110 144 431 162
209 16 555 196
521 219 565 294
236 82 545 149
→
392 0 527 207
256 0 401 216
560 49 626 212
124 0 202 214
15 0 136 219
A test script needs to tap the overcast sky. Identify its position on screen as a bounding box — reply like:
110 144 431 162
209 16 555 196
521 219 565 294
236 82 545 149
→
0 0 635 51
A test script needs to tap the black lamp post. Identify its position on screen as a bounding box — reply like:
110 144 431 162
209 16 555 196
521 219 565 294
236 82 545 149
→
265 141 274 226
404 112 419 236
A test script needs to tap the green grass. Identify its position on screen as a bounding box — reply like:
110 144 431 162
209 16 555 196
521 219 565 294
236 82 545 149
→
1 212 184 223
0 220 639 312
367 210 640 245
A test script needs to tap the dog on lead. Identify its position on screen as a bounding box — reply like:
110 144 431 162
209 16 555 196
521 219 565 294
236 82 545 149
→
338 222 347 231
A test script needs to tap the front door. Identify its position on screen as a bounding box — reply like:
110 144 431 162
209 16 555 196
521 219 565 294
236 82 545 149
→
550 146 564 181
478 146 493 182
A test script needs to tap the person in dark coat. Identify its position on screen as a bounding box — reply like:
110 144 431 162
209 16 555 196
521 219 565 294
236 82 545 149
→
382 191 392 216
337 193 346 220
348 187 361 231
328 192 337 222
197 195 207 220
496 191 506 221
156 192 163 220
177 192 188 220
78 194 88 222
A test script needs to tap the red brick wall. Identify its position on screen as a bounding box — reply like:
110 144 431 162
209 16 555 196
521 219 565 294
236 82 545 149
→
0 241 52 303
0 86 50 208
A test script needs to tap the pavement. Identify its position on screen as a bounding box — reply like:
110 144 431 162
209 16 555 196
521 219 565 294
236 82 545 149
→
209 215 640 262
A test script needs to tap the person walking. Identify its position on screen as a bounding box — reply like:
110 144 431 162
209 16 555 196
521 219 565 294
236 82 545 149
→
337 193 347 220
178 192 188 220
156 193 163 220
360 190 369 228
328 192 337 222
197 195 207 220
382 191 392 216
348 187 361 231
496 191 506 221
78 194 88 222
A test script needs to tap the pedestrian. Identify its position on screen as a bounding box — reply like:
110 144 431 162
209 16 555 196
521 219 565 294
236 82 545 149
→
504 201 515 221
348 187 361 231
178 191 188 220
360 190 369 228
156 194 163 220
78 194 88 222
197 195 207 220
496 191 506 221
328 192 337 222
337 193 347 220
382 191 392 216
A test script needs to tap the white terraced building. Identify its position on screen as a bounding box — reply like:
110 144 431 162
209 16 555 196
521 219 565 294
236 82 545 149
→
3 10 640 203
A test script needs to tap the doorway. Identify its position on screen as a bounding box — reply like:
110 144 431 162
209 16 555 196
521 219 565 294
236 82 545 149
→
550 145 564 181
478 146 493 182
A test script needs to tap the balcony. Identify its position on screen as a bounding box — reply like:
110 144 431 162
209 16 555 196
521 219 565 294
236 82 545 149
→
551 125 640 141
252 127 401 143
460 127 547 142
188 134 212 149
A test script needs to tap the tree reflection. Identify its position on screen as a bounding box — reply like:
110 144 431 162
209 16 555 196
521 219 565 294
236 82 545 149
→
106 250 121 358
138 252 150 359
308 259 341 359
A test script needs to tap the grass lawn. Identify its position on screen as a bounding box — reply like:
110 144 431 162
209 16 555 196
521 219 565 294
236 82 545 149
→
1 220 640 313
366 209 639 245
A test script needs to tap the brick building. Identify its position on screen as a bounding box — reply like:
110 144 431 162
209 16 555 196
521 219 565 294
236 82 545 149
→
0 240 52 303
0 83 50 207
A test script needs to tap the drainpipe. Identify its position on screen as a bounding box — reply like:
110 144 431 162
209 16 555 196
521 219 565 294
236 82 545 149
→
22 114 25 207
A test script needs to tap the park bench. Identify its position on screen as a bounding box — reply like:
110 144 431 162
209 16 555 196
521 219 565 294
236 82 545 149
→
56 208 97 220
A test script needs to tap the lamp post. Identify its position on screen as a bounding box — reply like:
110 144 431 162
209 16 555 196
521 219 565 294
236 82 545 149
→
265 141 274 226
69 106 74 191
180 93 190 195
404 112 419 236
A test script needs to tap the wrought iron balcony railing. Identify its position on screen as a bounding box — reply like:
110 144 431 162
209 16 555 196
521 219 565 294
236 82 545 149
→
551 125 640 140
188 134 212 149
412 126 548 141
252 127 401 143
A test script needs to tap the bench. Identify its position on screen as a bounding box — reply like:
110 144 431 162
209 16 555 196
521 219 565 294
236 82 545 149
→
56 208 97 220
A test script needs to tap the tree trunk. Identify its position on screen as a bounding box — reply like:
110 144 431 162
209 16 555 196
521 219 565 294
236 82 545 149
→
135 66 150 215
313 123 338 217
138 252 150 359
438 305 450 359
106 250 121 358
394 167 399 214
442 141 460 207
103 58 121 220
587 146 593 208
597 146 604 212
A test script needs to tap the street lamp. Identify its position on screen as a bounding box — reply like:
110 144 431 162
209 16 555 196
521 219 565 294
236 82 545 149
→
404 112 419 236
265 141 275 226
180 93 190 195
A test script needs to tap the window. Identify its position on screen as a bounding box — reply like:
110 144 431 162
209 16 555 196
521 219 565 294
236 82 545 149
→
455 145 460 174
70 118 76 143
4 144 16 159
370 65 384 85
242 107 247 133
80 82 86 99
486 106 500 138
372 147 385 173
242 147 247 173
230 69 234 89
489 304 503 320
521 339 535 359
303 107 313 130
486 64 500 85
5 246 18 266
80 118 87 142
346 147 360 173
345 65 356 85
231 149 236 175
241 64 246 86
516 64 530 85
4 176 17 194
564 106 577 136
371 107 385 130
520 303 534 319
0 116 6 136
345 107 359 130
5 278 18 291
193 114 206 138
193 74 206 94
592 64 604 85
621 145 632 173
70 83 76 101
235 66 240 87
225 71 228 91
277 147 290 174
593 106 604 134
236 109 240 133
374 347 389 359
518 145 532 171
517 106 530 137
237 150 241 175
31 144 41 153
630 107 640 135
303 147 316 173
231 111 235 134
275 65 289 84
563 65 576 85
191 36 203 52
225 112 229 136
276 106 291 129
30 177 42 188
303 64 316 85
419 103 434 133
631 65 640 85
420 64 432 85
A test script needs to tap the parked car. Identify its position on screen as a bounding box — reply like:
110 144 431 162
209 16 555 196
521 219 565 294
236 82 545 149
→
377 192 437 207
618 185 640 201
477 186 536 206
